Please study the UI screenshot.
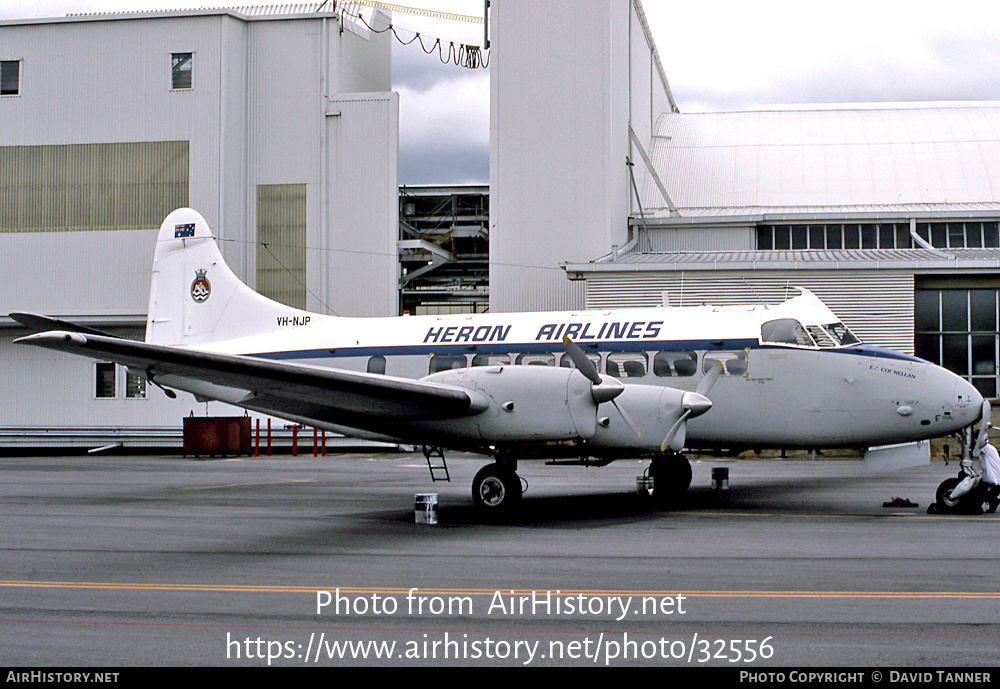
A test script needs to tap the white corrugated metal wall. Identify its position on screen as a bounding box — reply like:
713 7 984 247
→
584 270 915 353
490 0 631 313
324 92 399 318
0 11 395 440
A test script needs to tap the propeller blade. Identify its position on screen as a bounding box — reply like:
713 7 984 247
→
697 360 724 396
612 398 641 438
561 336 601 385
661 409 693 452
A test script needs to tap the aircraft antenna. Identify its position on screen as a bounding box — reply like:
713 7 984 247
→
259 242 340 316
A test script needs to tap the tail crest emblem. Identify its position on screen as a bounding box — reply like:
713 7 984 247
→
190 269 211 303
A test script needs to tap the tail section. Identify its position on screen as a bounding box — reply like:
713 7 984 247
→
146 208 314 347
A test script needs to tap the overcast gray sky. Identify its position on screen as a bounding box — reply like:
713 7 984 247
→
5 1 1000 184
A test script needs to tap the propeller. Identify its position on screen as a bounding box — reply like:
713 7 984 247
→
660 360 722 452
562 336 641 437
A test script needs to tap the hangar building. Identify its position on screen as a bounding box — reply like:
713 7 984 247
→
491 0 1000 401
0 5 397 446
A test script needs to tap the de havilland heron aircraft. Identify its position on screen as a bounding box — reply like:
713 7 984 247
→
12 208 993 515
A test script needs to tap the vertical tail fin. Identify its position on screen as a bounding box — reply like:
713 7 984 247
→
145 208 313 347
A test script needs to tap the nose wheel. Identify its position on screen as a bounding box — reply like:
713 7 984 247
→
932 475 995 515
647 452 693 506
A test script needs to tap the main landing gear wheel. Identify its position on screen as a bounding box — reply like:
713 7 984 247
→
648 453 692 507
934 477 984 515
472 463 522 516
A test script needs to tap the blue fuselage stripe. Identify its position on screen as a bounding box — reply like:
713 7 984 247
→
247 340 924 364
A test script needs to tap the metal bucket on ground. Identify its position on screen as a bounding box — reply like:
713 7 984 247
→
415 493 438 524
712 467 729 490
636 476 655 497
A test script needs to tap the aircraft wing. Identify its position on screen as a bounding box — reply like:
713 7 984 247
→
14 331 482 428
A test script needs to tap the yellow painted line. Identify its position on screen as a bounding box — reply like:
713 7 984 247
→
2 581 998 600
181 479 316 491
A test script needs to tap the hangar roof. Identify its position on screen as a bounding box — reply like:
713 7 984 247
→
565 247 1000 274
642 103 1000 219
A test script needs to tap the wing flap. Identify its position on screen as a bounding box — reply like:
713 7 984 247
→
15 331 479 420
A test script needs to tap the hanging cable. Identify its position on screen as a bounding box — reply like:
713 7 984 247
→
338 2 490 69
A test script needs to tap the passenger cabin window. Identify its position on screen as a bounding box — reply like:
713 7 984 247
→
559 351 601 370
515 353 554 366
704 351 747 377
367 356 386 374
472 353 510 366
429 354 467 373
606 352 648 379
760 318 815 347
653 351 698 377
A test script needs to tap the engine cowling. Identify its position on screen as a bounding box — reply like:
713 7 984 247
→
417 365 598 442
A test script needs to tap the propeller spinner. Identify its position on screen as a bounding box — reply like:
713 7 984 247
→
660 360 722 452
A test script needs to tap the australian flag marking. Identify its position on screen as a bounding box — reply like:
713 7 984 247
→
174 223 196 238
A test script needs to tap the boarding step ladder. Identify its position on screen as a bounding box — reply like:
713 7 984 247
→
422 445 451 482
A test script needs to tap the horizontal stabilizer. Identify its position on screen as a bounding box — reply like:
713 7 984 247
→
9 313 119 338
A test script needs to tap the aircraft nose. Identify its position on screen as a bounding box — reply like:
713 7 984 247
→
940 367 983 425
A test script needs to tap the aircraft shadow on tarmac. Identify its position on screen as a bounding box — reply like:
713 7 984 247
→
372 475 891 527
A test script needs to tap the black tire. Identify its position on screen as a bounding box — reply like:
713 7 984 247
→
649 454 693 506
935 477 984 515
472 463 522 514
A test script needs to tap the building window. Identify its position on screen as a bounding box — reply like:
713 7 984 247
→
916 288 999 398
95 362 116 398
756 223 918 251
125 370 147 399
915 222 1000 249
171 53 193 90
1 60 20 95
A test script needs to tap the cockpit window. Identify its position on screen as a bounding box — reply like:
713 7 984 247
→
806 325 837 348
760 318 816 347
824 322 861 346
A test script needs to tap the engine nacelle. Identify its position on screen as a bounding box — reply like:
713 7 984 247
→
416 365 598 442
587 384 693 452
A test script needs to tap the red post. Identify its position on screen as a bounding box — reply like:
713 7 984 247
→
255 419 260 457
267 418 272 456
292 425 298 456
312 427 317 457
321 430 326 456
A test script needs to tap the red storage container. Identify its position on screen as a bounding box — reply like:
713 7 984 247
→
183 416 252 457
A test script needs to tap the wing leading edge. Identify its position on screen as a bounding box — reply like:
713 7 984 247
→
15 331 485 433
